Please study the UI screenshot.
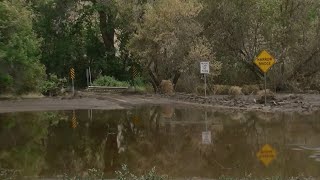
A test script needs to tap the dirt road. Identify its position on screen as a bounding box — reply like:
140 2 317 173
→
0 91 319 113
0 92 179 113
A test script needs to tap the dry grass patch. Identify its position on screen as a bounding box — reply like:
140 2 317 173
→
228 86 243 96
196 86 204 95
212 85 230 95
242 85 260 95
160 80 174 95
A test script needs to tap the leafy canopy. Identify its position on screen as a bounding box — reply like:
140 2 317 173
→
0 0 45 94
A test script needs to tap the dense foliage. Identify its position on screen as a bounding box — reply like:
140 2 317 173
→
93 76 130 87
1 0 320 94
0 0 45 94
40 74 67 96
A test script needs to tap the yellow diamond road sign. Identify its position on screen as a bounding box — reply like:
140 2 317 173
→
254 50 276 73
257 144 277 166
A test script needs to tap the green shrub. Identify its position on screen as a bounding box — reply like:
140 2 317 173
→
133 77 145 87
93 76 130 87
0 1 46 94
0 74 13 93
40 74 67 96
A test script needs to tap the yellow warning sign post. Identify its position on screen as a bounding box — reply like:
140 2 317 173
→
70 68 75 96
71 110 78 129
254 50 276 105
254 50 276 73
132 116 140 126
257 144 277 167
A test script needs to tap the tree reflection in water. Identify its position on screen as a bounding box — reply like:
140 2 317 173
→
0 108 319 179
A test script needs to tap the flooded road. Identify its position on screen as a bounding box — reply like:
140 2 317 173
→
0 106 319 179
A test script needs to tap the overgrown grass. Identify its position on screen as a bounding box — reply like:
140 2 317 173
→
131 77 154 93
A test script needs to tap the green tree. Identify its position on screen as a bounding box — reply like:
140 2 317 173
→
201 0 320 89
0 0 45 94
31 0 136 86
128 0 221 92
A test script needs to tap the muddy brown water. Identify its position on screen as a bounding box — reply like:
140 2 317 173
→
0 105 319 179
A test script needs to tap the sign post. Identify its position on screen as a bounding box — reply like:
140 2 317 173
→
71 110 78 129
253 50 276 105
88 67 92 86
132 66 139 90
202 131 211 145
200 62 210 97
70 68 75 96
86 69 89 87
202 111 212 145
264 73 267 105
204 74 207 97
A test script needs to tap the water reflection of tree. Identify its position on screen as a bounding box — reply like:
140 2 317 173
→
1 108 320 179
0 112 57 177
38 107 196 177
210 111 320 178
43 109 148 177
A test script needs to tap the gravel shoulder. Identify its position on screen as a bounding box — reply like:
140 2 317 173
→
0 91 319 113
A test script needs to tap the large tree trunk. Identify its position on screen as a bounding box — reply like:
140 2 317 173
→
172 71 181 89
89 0 116 58
148 69 160 93
98 9 115 58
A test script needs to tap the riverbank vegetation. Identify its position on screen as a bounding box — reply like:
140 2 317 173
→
1 0 320 95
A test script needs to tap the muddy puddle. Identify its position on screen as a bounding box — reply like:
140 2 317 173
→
0 106 320 179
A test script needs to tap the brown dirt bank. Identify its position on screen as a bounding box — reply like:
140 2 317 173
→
0 91 319 113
